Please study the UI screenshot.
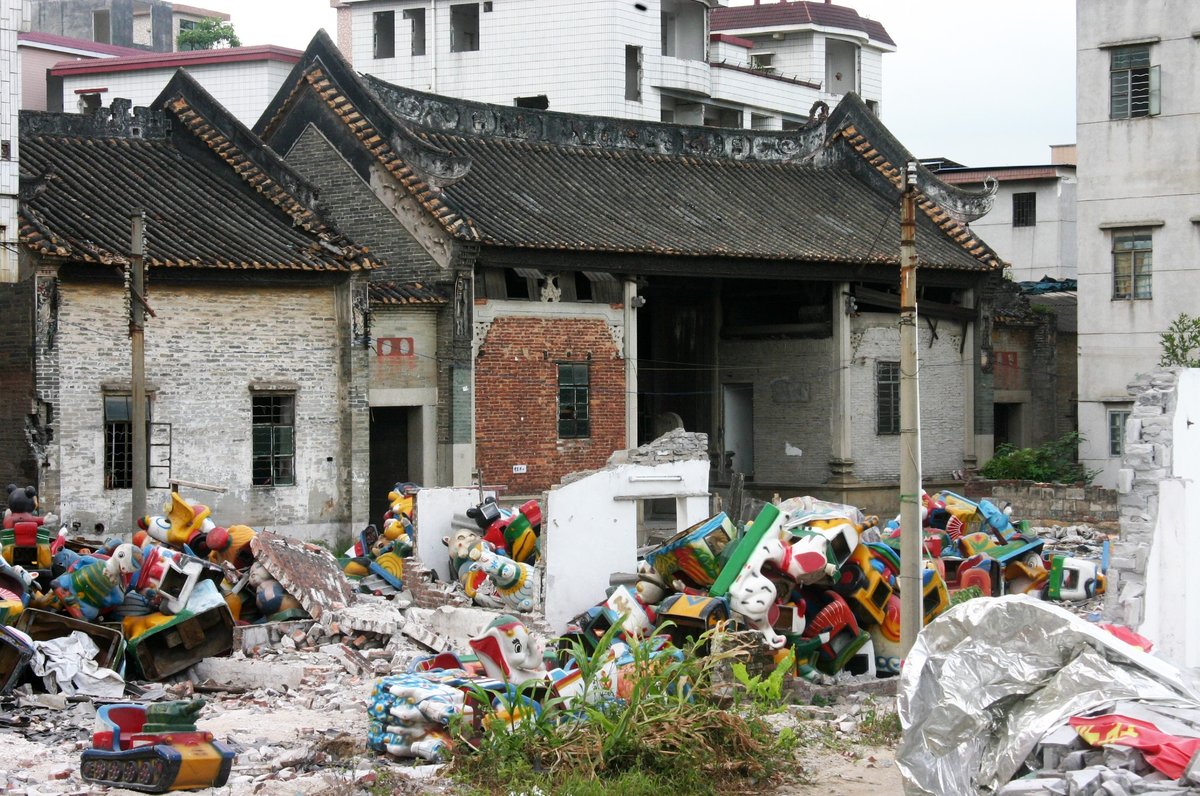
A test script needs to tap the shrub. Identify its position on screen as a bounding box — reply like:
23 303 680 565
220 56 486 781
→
1159 313 1200 368
978 432 1096 484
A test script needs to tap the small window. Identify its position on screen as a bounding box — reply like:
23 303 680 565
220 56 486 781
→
515 95 549 110
1108 409 1131 457
374 11 396 59
558 363 590 439
1110 45 1159 119
625 45 642 102
403 9 425 56
750 52 774 72
876 361 900 435
450 3 479 52
1012 192 1036 227
93 10 111 44
1112 228 1153 300
252 394 295 486
104 395 150 490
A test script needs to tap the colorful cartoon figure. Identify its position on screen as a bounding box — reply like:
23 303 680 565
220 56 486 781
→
468 614 547 685
468 544 539 613
2 485 51 572
0 560 34 625
367 672 467 762
248 559 301 619
466 497 542 564
139 493 216 550
43 543 143 621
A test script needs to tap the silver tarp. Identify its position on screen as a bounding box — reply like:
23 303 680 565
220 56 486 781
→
897 596 1200 795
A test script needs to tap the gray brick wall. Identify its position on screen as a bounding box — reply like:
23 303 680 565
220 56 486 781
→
849 314 967 481
48 277 354 542
283 125 443 285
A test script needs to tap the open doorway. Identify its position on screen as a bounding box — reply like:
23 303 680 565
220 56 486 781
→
369 407 413 527
722 383 754 479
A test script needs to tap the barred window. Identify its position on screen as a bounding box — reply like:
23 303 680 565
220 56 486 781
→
252 394 295 486
1112 228 1153 300
557 363 590 439
104 395 150 490
1110 45 1159 119
876 361 900 435
1012 192 1036 227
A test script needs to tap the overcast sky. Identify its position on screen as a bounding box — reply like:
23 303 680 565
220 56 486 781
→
194 0 1076 167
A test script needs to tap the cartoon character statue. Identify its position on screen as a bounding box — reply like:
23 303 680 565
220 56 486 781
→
42 543 143 621
467 614 548 685
466 497 541 564
367 671 467 762
0 560 34 625
2 485 51 572
139 493 217 550
196 524 256 571
443 527 495 604
248 559 301 619
468 544 539 613
727 534 790 649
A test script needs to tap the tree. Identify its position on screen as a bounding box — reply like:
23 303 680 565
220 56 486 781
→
1159 313 1200 368
177 18 241 51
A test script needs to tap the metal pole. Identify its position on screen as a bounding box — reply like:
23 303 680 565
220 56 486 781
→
899 162 923 659
130 211 147 529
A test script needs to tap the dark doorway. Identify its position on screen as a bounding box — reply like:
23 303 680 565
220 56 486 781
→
994 403 1024 450
369 407 411 527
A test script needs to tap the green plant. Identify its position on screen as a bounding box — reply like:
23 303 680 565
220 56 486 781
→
730 649 794 711
177 18 241 50
858 702 902 746
978 431 1097 484
448 626 797 796
1159 312 1200 367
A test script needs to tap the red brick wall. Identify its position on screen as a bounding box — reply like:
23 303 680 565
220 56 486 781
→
475 315 625 493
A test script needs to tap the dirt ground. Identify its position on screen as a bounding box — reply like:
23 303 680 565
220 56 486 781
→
784 744 902 794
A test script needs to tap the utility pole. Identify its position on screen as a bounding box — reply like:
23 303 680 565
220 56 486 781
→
130 211 147 529
899 162 923 659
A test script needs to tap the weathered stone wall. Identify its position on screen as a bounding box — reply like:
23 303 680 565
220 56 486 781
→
1105 369 1180 627
48 278 354 542
963 478 1118 526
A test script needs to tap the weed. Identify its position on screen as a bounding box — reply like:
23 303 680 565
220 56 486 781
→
978 431 1098 484
448 626 792 796
731 649 794 713
858 704 903 747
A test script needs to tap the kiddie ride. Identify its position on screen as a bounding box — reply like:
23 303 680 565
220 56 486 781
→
80 699 234 793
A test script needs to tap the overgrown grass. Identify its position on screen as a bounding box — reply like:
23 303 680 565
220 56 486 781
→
447 626 798 796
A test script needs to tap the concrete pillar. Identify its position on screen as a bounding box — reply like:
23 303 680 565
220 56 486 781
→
828 282 855 483
961 288 978 471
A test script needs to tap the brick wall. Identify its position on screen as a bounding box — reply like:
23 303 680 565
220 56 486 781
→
849 313 968 481
717 336 833 483
283 125 444 286
474 314 624 494
963 478 1118 527
47 277 354 542
0 276 36 486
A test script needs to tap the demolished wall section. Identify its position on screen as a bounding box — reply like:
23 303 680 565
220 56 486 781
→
1107 370 1191 637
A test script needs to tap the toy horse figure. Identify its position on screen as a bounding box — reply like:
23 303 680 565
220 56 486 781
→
44 543 143 621
468 545 539 613
727 535 790 649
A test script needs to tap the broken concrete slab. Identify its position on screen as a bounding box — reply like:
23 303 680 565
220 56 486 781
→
326 599 405 637
250 531 356 620
190 656 304 691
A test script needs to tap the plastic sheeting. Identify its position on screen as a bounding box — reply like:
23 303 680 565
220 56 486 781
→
897 596 1200 795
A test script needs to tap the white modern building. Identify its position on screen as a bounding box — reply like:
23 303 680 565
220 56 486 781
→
329 0 893 128
1076 0 1200 486
0 0 22 283
930 145 1078 284
49 45 301 123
